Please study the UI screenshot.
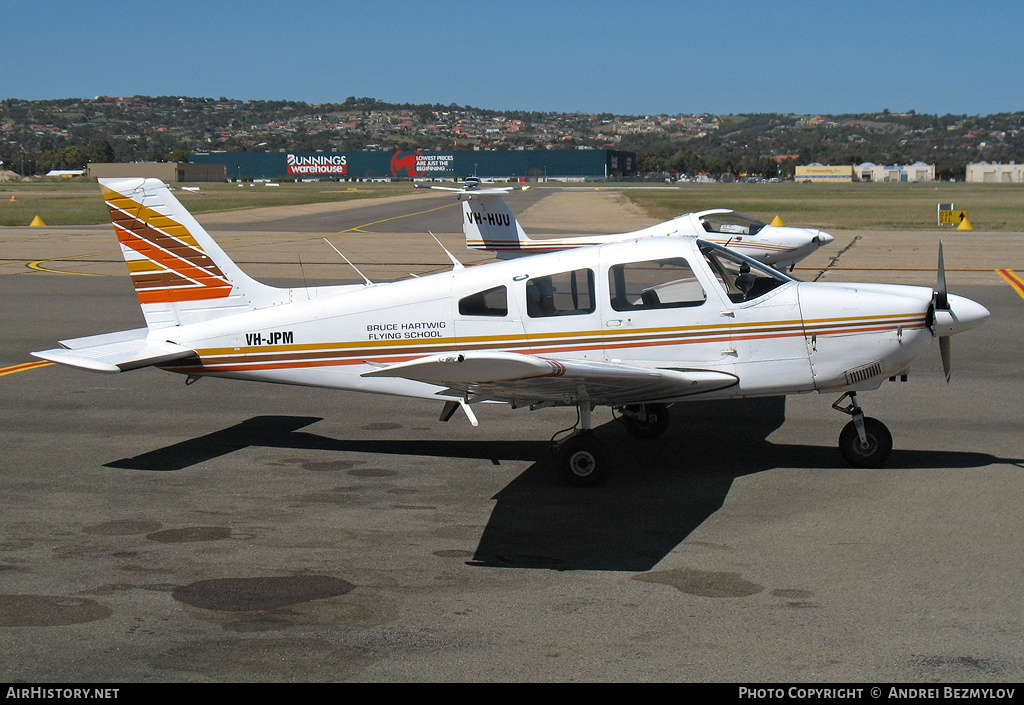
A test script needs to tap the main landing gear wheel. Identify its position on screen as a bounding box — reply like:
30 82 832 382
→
832 392 893 468
619 403 670 439
557 432 610 487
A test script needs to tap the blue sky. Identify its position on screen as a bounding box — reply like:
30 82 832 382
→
4 0 1021 116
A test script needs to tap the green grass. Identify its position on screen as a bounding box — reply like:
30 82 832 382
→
620 182 1024 231
0 180 411 226
1 178 1021 231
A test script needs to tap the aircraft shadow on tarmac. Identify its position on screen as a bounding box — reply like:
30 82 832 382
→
105 399 1021 573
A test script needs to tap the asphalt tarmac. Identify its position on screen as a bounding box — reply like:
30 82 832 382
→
1 188 1022 683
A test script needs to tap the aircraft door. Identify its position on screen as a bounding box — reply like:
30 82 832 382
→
600 252 736 368
519 267 604 361
697 242 814 394
724 285 814 394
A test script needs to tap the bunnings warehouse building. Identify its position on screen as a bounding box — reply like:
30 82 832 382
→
189 149 636 182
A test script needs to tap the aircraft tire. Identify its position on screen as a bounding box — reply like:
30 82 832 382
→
838 417 893 468
557 432 611 487
620 403 670 439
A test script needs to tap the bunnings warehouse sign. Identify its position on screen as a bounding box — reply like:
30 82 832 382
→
286 154 347 175
190 149 636 180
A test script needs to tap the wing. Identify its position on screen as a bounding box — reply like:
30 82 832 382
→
413 184 466 192
361 351 737 407
414 184 529 196
32 328 196 373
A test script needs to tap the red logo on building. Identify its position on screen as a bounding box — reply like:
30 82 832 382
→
390 151 423 178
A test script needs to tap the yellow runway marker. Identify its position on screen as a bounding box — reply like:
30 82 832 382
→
996 269 1024 300
0 360 53 377
338 201 459 233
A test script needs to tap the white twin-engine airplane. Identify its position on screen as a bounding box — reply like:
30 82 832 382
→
33 178 988 487
416 180 835 268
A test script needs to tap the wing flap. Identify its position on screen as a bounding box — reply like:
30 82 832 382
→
362 352 737 407
362 351 560 385
32 329 196 373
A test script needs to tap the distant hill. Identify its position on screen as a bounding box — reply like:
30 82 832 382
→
2 96 1021 180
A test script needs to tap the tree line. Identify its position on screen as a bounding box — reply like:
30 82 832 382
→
3 96 1022 181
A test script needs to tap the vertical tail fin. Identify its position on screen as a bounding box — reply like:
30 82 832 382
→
99 178 284 329
461 193 533 258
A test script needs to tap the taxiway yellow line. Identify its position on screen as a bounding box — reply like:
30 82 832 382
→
996 269 1024 300
27 252 110 276
0 360 53 377
793 266 998 272
338 201 459 233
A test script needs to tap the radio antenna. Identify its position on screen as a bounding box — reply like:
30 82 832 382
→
323 238 373 285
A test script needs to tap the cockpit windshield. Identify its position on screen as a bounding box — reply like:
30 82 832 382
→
698 240 795 303
698 210 767 236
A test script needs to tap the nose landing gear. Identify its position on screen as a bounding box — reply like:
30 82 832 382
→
832 392 893 468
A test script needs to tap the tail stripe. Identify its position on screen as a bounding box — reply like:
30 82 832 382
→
115 228 232 303
102 185 233 304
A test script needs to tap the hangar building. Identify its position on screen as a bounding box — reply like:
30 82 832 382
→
87 162 226 182
794 164 857 182
966 162 1024 183
188 149 636 182
856 162 935 182
794 162 937 183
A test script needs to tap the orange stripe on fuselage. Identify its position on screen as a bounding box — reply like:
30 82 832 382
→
165 312 924 375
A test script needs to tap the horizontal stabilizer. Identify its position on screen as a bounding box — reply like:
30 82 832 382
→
32 329 196 373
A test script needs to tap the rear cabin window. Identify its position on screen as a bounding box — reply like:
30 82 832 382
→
458 285 508 317
526 268 595 318
608 258 707 311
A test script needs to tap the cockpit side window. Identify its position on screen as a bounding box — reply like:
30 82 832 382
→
526 268 595 318
698 241 793 303
458 285 508 317
608 258 706 312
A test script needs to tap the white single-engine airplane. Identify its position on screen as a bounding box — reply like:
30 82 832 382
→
33 178 988 487
416 180 834 268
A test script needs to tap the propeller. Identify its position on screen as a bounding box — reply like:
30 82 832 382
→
925 242 989 385
938 329 952 384
923 240 988 383
935 240 948 309
933 241 952 382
